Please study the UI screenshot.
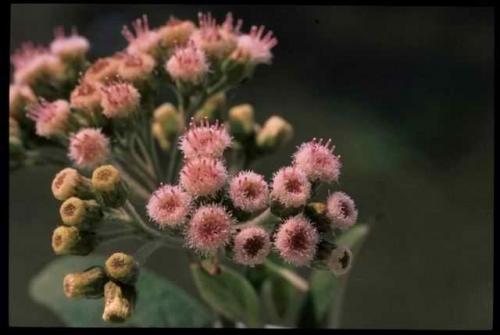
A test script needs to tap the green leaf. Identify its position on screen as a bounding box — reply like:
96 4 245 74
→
191 263 261 327
30 255 214 327
308 224 370 327
261 276 302 327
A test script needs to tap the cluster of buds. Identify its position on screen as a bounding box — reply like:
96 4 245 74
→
10 11 362 325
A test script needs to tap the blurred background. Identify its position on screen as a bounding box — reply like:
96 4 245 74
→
9 5 493 329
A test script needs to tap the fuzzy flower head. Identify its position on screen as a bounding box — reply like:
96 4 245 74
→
27 99 71 138
179 158 227 197
165 41 208 83
187 204 233 253
68 128 110 169
70 80 102 113
293 138 341 183
147 185 192 228
270 166 311 208
9 84 37 119
122 15 161 56
190 12 238 60
274 214 319 266
11 42 65 85
83 57 120 83
326 191 358 230
100 81 140 119
157 17 196 49
179 118 232 159
50 27 90 60
116 52 156 83
232 25 277 65
229 171 269 213
233 227 271 266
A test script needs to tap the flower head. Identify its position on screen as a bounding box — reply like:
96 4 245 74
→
116 52 156 83
83 57 119 83
233 227 271 266
165 41 208 83
293 138 341 183
121 15 161 56
229 171 269 213
50 27 90 60
27 99 71 138
9 84 37 119
157 17 196 48
232 25 277 64
70 80 102 113
147 185 192 228
51 167 88 201
179 157 227 197
270 166 311 208
68 128 110 169
179 118 232 159
326 191 358 229
274 214 319 266
100 81 140 118
11 42 65 85
327 246 353 276
187 204 233 253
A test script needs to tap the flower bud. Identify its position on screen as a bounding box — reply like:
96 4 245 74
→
51 225 96 255
63 266 107 299
193 93 226 122
105 252 139 285
59 197 102 229
304 202 334 236
256 116 293 153
153 103 183 137
157 18 196 49
327 246 353 276
51 168 93 201
9 84 36 120
229 104 255 140
102 281 136 323
9 135 24 158
91 165 128 208
152 121 171 150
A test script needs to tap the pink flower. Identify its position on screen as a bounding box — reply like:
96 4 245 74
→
293 138 341 183
116 52 156 83
187 204 233 253
270 166 311 208
83 57 119 83
179 118 232 159
27 99 71 138
326 191 358 230
274 215 319 266
9 84 36 119
179 158 227 197
100 81 140 118
165 41 208 83
122 15 161 56
157 17 196 48
68 128 110 169
70 80 102 113
190 12 238 59
233 25 277 64
147 185 192 228
11 42 65 85
233 227 271 266
50 27 90 60
229 171 269 213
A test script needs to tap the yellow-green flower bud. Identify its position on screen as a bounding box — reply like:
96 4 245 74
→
9 117 21 138
193 93 226 122
91 165 128 208
256 116 294 152
63 266 107 299
229 104 255 140
9 136 24 157
51 225 96 255
59 197 102 229
51 168 93 201
152 121 171 150
102 281 136 323
105 252 139 285
153 103 182 136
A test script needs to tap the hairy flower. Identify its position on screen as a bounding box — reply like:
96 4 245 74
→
232 25 277 64
233 227 271 266
83 57 120 83
165 41 208 83
179 158 227 197
293 138 341 183
68 128 110 169
121 15 161 56
116 52 156 83
229 171 269 213
51 167 90 201
326 191 358 229
274 215 319 266
270 166 311 208
70 80 102 113
179 119 232 159
157 17 196 49
147 185 192 228
187 204 233 253
100 81 140 118
9 84 37 119
50 27 90 60
27 99 71 138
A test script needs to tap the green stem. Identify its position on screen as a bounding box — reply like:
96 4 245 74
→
264 260 309 293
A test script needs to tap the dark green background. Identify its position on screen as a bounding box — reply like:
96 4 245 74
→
9 5 493 329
